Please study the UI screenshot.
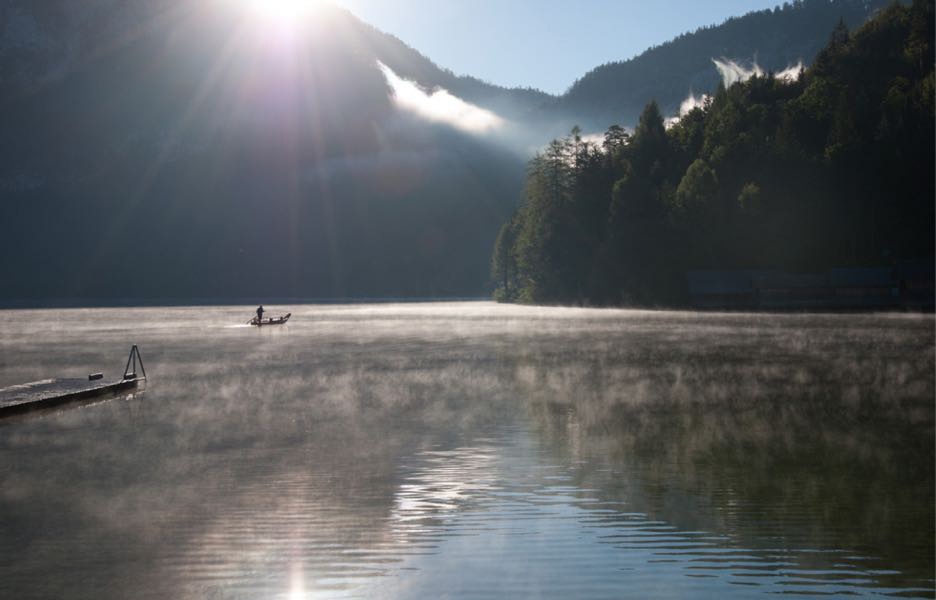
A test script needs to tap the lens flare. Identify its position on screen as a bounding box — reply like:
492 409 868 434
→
242 0 325 26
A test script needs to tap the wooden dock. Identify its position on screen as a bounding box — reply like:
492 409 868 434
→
0 346 147 418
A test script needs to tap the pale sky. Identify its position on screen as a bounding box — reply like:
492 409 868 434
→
333 0 782 95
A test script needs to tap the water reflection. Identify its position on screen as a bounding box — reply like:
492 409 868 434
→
0 303 931 598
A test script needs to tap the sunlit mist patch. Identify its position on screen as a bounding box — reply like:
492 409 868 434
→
666 91 710 128
377 61 505 134
678 90 709 115
669 58 805 127
713 57 804 86
775 60 805 82
713 57 765 86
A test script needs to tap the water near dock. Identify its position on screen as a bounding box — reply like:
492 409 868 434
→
0 302 932 599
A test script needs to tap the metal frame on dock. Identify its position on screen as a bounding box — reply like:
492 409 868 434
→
123 345 147 381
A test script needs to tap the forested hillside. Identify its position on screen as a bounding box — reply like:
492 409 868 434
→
560 0 892 126
1 0 927 304
493 0 934 306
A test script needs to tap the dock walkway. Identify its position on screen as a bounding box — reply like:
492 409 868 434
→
0 346 146 418
0 377 142 417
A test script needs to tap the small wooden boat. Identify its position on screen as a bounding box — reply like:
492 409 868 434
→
249 312 291 326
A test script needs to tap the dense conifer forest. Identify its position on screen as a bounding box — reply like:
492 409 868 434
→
492 0 935 306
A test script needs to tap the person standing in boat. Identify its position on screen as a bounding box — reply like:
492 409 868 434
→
256 305 264 325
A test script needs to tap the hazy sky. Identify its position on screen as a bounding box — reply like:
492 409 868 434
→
333 0 782 95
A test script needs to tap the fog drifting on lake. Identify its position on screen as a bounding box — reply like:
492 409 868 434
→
0 302 932 599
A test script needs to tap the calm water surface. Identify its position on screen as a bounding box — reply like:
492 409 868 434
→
0 302 932 599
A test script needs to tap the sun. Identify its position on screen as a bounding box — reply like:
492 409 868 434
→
242 0 327 26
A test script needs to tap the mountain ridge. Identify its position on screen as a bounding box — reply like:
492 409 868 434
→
559 0 893 125
0 0 904 303
0 1 530 301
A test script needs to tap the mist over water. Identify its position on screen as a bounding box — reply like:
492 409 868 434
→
0 303 932 599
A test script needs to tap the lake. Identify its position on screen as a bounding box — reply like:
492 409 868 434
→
0 302 932 599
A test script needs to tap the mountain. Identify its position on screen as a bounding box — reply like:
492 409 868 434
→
0 1 547 303
558 0 894 127
0 0 910 304
492 0 934 306
0 1 552 116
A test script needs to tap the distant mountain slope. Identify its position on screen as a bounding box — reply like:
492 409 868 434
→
559 0 893 126
0 1 539 303
0 0 552 120
344 16 554 121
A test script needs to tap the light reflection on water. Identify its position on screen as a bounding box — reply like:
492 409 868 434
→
0 302 932 599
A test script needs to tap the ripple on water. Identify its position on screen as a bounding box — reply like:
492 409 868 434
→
0 304 931 599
